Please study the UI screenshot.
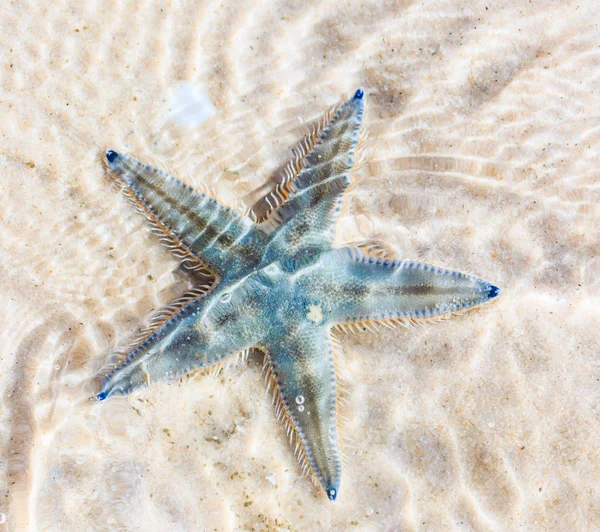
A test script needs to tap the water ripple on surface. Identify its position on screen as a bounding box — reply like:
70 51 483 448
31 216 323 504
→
1 0 599 529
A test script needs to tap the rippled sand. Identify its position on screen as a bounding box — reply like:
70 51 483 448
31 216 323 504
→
1 0 599 530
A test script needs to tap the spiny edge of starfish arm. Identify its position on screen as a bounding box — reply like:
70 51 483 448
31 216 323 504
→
249 89 365 224
261 328 344 501
104 150 215 275
286 91 365 198
97 346 252 402
247 104 341 223
95 284 217 397
104 150 263 277
262 356 342 501
257 91 366 233
256 106 366 265
348 246 501 302
96 273 270 400
312 247 500 329
332 279 500 333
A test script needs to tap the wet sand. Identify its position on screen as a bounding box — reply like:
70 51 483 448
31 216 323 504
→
1 0 599 530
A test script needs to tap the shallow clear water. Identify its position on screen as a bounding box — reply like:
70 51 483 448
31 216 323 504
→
1 0 599 530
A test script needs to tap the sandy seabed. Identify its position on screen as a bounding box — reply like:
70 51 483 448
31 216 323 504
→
1 0 599 530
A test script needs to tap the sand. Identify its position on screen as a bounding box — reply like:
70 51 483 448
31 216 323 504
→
1 0 599 530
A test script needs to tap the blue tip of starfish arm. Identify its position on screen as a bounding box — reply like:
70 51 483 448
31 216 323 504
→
96 390 109 401
106 150 119 163
353 89 364 100
327 487 338 501
488 284 500 298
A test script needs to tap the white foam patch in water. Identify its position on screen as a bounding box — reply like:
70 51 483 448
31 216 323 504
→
167 82 215 128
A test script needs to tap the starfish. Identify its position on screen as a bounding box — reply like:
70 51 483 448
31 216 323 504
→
97 89 499 501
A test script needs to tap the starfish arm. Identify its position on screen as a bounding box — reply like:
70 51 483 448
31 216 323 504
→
260 90 365 259
98 280 267 400
307 248 500 327
105 151 264 277
248 102 339 223
285 89 365 201
264 324 342 501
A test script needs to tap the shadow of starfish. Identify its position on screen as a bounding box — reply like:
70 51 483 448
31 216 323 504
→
97 89 500 501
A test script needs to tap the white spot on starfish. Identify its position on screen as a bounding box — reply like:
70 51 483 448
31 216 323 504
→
306 305 323 324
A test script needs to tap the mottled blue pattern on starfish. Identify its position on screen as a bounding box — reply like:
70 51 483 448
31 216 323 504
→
97 90 499 501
